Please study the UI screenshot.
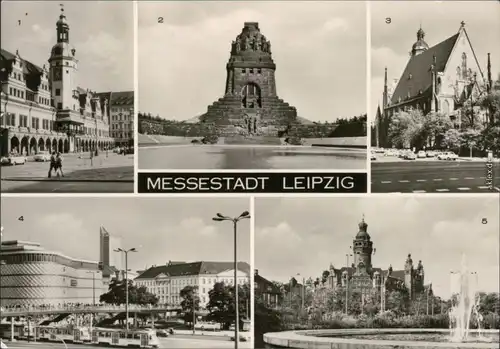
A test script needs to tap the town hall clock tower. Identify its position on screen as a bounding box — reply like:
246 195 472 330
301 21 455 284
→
48 7 80 151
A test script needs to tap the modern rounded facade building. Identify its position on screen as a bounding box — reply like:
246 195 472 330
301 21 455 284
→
0 240 105 307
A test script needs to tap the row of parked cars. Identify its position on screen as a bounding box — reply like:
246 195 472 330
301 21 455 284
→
371 148 459 161
0 151 53 166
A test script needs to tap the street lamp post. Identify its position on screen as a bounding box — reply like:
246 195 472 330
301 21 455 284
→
114 248 138 332
86 270 100 337
212 211 250 349
345 252 352 315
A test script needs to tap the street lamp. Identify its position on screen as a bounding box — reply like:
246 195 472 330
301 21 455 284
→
345 249 353 315
212 211 250 349
114 247 138 331
86 270 100 337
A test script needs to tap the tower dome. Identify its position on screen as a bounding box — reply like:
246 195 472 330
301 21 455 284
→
50 7 76 59
411 27 429 56
355 216 370 240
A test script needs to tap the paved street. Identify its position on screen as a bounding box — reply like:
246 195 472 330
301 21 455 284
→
371 159 500 193
1 153 133 193
2 336 251 348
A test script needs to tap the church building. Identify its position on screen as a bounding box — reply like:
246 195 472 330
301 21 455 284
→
0 8 133 156
375 22 494 148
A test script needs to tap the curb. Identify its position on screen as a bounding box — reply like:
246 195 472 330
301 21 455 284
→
1 177 134 183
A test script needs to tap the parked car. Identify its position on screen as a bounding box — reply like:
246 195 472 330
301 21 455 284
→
1 154 26 166
417 150 426 158
230 334 250 342
33 151 51 162
404 152 417 160
370 152 377 161
156 329 169 337
437 152 458 160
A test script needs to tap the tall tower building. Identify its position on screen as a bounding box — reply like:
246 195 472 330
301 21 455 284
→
48 7 79 151
352 216 373 274
99 226 122 277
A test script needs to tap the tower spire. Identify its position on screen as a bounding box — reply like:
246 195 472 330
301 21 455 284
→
56 4 70 43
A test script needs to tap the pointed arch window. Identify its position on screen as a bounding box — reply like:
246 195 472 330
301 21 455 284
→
461 53 467 79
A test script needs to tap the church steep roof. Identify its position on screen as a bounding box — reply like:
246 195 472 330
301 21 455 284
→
390 33 459 106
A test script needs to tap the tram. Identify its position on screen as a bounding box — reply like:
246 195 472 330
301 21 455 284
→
37 326 91 343
91 328 160 348
1 324 160 348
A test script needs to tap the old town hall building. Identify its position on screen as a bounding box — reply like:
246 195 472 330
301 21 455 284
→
325 217 432 302
0 8 133 156
375 22 493 148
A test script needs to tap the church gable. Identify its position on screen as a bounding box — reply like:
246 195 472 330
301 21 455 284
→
441 28 485 99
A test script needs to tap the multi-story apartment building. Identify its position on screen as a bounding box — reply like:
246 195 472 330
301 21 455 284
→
135 261 250 308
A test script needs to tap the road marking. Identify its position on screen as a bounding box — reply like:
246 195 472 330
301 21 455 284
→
449 178 459 180
398 180 410 183
457 187 471 191
433 179 443 181
436 189 449 192
413 190 426 193
477 186 489 189
416 179 427 182
381 181 392 184
389 192 402 193
495 187 500 192
479 176 485 179
464 177 474 180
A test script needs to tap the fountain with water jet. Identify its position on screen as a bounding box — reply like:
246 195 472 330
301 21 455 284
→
263 254 499 348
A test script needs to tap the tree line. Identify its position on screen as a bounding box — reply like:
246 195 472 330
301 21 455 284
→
99 278 250 330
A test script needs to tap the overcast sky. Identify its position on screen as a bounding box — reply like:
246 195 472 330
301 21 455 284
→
255 196 499 299
370 1 500 121
138 1 367 122
1 1 133 92
1 197 250 273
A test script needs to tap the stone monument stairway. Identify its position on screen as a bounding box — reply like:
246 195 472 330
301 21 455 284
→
223 135 282 145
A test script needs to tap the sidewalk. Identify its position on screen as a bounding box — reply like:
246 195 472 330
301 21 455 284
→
1 153 133 182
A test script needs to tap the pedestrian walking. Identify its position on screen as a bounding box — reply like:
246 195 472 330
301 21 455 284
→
48 151 56 178
55 152 65 177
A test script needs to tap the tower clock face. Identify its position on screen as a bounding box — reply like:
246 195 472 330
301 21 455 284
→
53 68 62 81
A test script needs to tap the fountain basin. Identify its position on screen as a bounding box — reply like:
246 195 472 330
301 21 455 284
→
263 328 500 348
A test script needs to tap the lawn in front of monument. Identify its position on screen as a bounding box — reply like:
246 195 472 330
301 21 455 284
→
138 144 367 170
1 152 134 193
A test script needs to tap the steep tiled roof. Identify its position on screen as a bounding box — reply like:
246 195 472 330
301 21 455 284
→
0 48 44 74
110 91 134 106
386 269 405 281
390 33 459 105
135 261 250 280
255 273 281 294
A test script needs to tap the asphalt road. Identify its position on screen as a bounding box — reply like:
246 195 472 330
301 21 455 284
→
2 337 250 348
371 160 500 193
